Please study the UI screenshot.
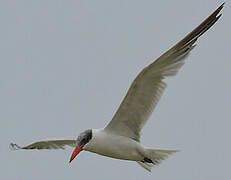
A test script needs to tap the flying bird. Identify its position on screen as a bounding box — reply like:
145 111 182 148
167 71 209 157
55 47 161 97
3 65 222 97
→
10 4 224 172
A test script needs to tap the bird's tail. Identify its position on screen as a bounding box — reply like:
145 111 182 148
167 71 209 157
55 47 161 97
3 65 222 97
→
137 149 179 172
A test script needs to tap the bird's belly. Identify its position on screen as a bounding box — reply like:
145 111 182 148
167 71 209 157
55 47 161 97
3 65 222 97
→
84 131 144 161
87 143 142 161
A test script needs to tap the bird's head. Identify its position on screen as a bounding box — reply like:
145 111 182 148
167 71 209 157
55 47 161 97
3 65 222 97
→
69 129 92 163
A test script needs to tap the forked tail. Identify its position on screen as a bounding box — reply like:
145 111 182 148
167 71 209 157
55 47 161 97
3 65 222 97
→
137 149 179 172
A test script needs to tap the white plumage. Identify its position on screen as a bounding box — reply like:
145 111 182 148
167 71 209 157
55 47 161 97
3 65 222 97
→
10 4 224 172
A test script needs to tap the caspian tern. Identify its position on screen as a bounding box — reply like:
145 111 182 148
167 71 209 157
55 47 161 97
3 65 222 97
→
10 4 224 172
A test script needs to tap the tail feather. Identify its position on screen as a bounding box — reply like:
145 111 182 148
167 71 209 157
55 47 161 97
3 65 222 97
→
137 149 179 172
137 161 153 172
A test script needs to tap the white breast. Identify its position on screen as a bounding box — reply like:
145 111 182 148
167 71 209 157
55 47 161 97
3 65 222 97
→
83 129 145 161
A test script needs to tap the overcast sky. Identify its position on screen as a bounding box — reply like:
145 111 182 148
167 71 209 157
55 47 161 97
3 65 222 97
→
1 0 230 180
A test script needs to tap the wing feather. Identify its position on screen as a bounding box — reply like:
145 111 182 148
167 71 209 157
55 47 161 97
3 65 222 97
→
105 4 224 141
10 139 76 150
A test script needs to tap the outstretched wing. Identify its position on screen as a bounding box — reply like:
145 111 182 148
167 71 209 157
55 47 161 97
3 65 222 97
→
105 4 224 141
10 139 76 150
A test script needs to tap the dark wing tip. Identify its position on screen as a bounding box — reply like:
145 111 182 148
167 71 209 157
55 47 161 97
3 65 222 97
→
214 2 224 17
215 2 225 13
9 143 22 150
220 2 225 10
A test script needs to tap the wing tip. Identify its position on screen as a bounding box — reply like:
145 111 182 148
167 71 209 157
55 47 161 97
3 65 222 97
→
215 2 225 17
216 2 225 12
216 2 225 18
9 143 22 150
220 2 225 9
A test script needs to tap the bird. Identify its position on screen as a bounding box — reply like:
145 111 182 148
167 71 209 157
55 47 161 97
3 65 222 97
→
10 3 224 172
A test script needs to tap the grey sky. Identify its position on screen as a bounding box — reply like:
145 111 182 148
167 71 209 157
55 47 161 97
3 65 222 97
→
1 0 230 179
